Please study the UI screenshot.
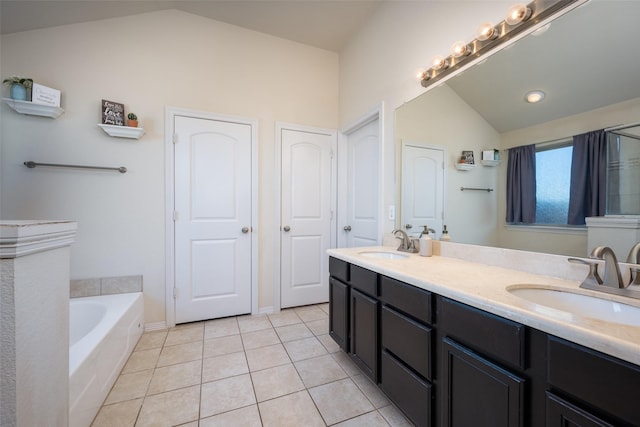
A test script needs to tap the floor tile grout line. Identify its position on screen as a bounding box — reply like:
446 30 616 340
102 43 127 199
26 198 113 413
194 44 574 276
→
95 305 410 426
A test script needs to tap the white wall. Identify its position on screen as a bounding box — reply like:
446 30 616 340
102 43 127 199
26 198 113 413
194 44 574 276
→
339 1 511 237
0 10 339 324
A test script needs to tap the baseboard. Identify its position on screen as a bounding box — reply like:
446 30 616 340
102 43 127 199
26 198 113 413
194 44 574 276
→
144 321 167 332
258 306 275 315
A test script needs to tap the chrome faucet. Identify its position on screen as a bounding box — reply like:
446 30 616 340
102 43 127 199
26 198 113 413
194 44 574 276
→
392 229 418 253
627 242 640 285
569 245 640 299
590 246 624 288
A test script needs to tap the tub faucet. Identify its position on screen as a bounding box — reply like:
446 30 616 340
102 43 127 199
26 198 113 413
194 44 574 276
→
590 246 624 289
627 242 640 285
392 229 418 253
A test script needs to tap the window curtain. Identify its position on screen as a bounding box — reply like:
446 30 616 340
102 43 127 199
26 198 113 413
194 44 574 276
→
567 129 607 225
506 144 536 224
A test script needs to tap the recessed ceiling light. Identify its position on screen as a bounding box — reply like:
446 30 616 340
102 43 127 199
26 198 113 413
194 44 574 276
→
525 90 545 103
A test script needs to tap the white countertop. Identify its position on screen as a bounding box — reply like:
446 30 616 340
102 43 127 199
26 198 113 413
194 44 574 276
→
328 245 640 366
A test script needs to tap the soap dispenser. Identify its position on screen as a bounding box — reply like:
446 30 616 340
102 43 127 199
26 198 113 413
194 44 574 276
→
419 226 433 257
440 225 451 242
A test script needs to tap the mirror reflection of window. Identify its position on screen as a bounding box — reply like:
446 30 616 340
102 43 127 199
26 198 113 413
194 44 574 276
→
536 143 572 224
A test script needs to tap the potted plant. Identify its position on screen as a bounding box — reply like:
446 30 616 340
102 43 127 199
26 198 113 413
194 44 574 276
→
3 76 33 101
127 113 138 128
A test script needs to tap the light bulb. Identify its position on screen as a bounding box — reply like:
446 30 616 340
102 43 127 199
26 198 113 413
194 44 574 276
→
431 55 449 71
476 22 498 41
505 3 532 26
451 41 471 58
417 68 430 81
525 90 545 103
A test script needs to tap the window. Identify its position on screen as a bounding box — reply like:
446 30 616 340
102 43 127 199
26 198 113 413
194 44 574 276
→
535 142 572 224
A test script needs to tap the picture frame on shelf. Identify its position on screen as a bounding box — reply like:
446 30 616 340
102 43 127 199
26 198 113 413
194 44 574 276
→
101 99 124 126
461 150 475 164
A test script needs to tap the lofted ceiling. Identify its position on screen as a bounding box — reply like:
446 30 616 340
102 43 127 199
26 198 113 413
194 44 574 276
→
0 0 383 52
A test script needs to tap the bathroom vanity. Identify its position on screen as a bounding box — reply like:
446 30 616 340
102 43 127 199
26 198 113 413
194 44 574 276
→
328 245 640 427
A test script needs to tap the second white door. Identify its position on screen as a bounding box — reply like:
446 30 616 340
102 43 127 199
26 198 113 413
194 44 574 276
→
280 127 335 308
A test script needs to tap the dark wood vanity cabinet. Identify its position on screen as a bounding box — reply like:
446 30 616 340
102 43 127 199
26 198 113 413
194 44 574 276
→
439 297 527 427
380 276 434 427
348 264 379 382
328 258 640 427
328 258 379 381
329 257 350 352
441 338 525 427
546 336 640 427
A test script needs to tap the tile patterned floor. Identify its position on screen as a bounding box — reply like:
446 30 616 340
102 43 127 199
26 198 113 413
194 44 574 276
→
92 303 414 426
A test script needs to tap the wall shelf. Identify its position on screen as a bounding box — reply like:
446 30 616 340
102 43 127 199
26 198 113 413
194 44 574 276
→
455 163 475 171
2 98 64 118
98 124 145 139
481 159 500 167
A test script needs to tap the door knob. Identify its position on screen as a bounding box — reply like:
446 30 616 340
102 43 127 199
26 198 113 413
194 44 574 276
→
283 225 291 232
405 224 413 229
242 227 250 233
343 225 352 231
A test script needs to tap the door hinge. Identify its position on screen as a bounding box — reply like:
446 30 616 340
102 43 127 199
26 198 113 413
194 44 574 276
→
330 149 334 159
173 287 178 299
173 211 179 221
173 133 179 144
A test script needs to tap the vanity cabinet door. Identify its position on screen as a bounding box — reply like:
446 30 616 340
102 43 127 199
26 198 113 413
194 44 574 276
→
350 288 378 382
546 392 614 427
442 338 524 427
329 277 349 351
381 350 432 427
547 336 640 426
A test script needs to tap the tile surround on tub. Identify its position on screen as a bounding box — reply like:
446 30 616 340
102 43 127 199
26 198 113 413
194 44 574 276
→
70 275 142 298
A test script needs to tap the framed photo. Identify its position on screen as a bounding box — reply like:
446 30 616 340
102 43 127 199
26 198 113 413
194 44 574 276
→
461 150 475 164
102 99 125 126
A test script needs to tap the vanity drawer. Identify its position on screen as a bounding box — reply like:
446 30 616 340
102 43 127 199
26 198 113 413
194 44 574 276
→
350 264 378 297
380 350 432 427
440 297 525 369
380 275 432 324
547 336 640 426
381 305 432 380
329 257 349 283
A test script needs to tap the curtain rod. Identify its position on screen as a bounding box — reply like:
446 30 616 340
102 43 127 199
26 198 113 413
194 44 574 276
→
604 122 640 132
506 122 640 151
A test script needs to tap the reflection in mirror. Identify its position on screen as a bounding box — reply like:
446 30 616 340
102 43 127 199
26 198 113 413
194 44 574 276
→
396 1 640 257
607 125 640 216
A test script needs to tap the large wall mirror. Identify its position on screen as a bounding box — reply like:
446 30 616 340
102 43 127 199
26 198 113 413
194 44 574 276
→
396 0 640 257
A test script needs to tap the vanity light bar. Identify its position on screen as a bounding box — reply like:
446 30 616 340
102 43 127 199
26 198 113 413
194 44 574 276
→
420 0 582 89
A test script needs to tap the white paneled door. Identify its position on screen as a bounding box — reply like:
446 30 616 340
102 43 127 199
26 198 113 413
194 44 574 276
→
401 143 444 238
280 127 335 308
174 115 252 324
344 118 379 247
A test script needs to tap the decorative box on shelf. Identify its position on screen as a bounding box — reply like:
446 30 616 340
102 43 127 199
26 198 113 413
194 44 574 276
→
455 163 475 171
98 124 145 139
2 98 64 119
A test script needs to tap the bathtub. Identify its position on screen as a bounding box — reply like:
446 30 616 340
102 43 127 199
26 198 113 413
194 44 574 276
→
69 292 144 427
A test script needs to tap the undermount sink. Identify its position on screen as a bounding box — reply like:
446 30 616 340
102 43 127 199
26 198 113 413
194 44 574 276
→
359 251 409 260
507 285 640 327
